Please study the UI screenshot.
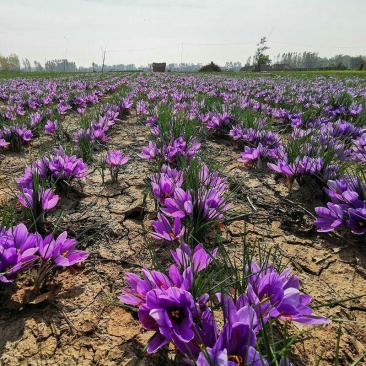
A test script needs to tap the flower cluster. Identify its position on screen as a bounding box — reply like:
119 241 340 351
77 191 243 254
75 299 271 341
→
0 223 88 283
0 125 32 151
314 176 366 234
150 162 231 242
74 115 114 144
16 147 88 193
268 155 323 181
139 136 201 167
119 243 329 364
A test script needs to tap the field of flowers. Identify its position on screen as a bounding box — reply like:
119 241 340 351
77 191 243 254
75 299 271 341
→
0 71 365 365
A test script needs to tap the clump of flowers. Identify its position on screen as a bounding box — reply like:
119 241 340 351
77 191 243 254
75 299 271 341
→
267 155 323 189
0 223 88 288
17 181 59 233
139 135 201 168
16 147 88 192
104 150 130 183
0 125 32 152
149 162 231 242
118 243 329 364
314 175 366 235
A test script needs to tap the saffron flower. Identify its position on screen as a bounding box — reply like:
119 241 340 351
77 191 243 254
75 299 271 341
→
44 120 58 134
151 173 180 204
18 188 59 212
170 242 218 274
119 265 193 308
104 150 130 183
247 261 330 325
138 141 158 160
139 287 196 353
48 149 88 180
161 188 193 218
314 203 344 232
50 231 89 267
0 138 9 147
0 223 40 282
196 323 267 366
105 150 130 167
346 206 366 234
150 214 185 241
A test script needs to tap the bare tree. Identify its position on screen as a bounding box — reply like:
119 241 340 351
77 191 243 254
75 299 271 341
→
253 37 271 72
22 58 32 72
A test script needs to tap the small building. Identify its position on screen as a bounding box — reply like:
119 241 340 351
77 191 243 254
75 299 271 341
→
272 63 293 71
239 65 253 72
152 62 166 72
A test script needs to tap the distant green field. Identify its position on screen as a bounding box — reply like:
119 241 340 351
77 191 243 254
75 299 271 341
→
0 71 136 79
219 70 366 78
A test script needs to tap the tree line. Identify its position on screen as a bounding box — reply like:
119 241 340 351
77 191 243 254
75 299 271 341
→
0 51 365 73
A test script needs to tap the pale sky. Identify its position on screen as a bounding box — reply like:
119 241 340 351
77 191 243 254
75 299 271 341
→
0 0 365 67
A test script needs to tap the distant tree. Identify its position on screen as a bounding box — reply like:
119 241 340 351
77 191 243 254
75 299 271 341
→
22 58 32 72
199 62 222 72
33 60 44 72
0 55 10 71
0 53 20 72
245 56 252 66
233 62 242 70
253 37 271 72
349 55 365 69
7 54 20 71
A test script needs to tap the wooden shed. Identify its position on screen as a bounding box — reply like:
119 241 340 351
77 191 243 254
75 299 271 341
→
272 63 293 71
152 62 166 72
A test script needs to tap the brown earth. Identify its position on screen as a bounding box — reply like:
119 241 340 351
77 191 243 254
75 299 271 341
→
0 114 365 365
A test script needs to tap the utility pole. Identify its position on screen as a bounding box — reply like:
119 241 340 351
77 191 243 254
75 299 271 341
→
180 42 184 72
64 37 67 72
101 45 107 72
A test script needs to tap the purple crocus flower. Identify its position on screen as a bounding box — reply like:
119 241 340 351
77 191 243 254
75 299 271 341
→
267 160 295 177
48 151 88 180
247 261 330 325
238 145 261 165
104 150 130 167
0 247 38 283
198 188 232 221
161 188 193 218
141 287 196 352
170 242 218 274
44 120 58 134
150 214 185 241
18 188 59 211
138 141 158 160
0 138 9 147
0 223 40 282
216 293 261 332
119 265 193 308
120 98 133 111
314 203 344 232
136 100 149 115
346 206 366 234
196 323 267 366
151 173 178 204
51 231 89 267
104 150 130 182
57 101 72 115
30 112 43 127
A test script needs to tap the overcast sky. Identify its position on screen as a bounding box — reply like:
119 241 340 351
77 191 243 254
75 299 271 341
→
0 0 365 67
